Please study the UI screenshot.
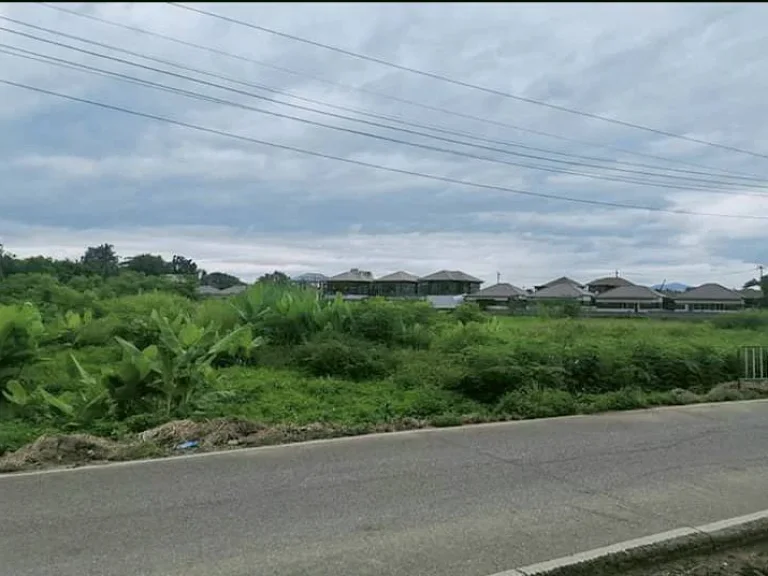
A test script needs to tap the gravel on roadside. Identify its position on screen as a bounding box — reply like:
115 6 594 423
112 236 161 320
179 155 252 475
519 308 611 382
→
622 538 768 576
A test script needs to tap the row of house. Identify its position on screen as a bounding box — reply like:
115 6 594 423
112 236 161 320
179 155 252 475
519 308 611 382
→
466 275 763 312
195 267 762 312
293 269 763 312
294 269 483 297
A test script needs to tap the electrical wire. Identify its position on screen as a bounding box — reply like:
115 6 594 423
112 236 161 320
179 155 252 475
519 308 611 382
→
1 25 765 196
8 13 765 184
2 76 767 221
0 43 761 198
37 2 766 178
168 2 768 161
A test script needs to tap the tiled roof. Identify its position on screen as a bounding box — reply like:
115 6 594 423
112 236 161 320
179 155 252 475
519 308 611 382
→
328 269 374 282
531 282 592 299
674 283 743 302
293 272 328 282
740 288 763 300
419 270 483 283
538 276 583 289
375 271 420 283
219 285 247 295
465 282 526 299
595 285 663 301
586 276 635 288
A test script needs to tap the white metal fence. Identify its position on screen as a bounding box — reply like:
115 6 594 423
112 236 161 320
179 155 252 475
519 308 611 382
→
740 346 768 381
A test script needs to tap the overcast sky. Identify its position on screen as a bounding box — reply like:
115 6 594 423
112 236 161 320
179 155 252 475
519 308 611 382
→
1 2 767 288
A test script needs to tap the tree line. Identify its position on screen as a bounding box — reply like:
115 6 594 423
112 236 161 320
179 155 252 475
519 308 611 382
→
0 243 291 290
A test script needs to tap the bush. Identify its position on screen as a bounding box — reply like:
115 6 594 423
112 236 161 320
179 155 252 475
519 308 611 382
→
76 309 259 419
711 312 768 331
0 303 44 401
390 350 465 390
295 332 395 381
448 344 566 403
496 388 578 419
433 319 505 353
452 302 486 325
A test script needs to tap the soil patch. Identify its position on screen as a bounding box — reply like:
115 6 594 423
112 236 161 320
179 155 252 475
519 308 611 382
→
622 538 768 576
0 417 435 473
0 434 128 472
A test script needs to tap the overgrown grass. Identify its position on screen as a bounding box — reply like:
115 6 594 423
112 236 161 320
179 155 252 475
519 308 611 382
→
2 284 768 458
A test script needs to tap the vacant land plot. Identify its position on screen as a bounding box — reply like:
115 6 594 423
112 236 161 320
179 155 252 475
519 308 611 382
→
2 278 768 467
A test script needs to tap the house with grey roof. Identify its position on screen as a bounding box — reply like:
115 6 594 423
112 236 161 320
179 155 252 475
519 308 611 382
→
373 271 420 297
197 285 224 297
673 283 744 312
464 283 526 308
326 268 374 296
196 284 248 298
740 288 764 309
594 285 664 311
534 276 584 292
530 281 593 304
418 270 483 296
293 272 328 290
586 274 635 295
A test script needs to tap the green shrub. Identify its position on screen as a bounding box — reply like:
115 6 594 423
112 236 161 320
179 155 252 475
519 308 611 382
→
195 298 241 332
295 332 395 381
496 388 578 419
390 350 465 390
0 303 44 402
452 302 486 325
433 320 505 353
711 312 768 331
583 387 651 412
449 345 566 403
76 309 259 419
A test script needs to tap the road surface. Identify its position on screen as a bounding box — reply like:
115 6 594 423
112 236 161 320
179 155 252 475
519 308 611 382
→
3 401 768 576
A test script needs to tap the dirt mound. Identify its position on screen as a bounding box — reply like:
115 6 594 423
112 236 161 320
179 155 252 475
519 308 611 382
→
137 418 268 448
706 380 768 402
0 417 431 473
0 434 122 473
136 417 430 452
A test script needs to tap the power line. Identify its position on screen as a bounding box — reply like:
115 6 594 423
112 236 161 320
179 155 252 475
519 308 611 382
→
2 38 765 198
168 2 768 161
36 2 765 179
10 14 766 185
2 25 766 196
6 14 767 187
2 77 767 222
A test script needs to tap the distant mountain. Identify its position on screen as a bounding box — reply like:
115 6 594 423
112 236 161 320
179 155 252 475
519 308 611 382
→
652 282 689 292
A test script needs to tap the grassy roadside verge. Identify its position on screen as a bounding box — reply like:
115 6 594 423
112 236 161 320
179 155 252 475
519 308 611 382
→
2 380 765 473
3 283 768 474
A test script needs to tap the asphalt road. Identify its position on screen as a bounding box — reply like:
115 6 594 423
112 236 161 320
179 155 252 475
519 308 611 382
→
4 401 768 576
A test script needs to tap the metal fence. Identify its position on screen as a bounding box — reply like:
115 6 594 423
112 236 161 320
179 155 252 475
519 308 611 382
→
740 346 768 381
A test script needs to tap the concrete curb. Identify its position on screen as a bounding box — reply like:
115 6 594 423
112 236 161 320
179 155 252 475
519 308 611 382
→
490 509 768 576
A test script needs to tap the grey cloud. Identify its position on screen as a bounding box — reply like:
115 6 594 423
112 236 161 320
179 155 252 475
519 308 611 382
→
1 2 767 282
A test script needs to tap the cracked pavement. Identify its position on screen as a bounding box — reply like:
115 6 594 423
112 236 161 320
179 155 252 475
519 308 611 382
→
3 400 768 576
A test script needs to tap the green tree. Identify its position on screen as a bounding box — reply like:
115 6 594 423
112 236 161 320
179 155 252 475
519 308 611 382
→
121 253 170 276
81 244 119 277
201 271 243 290
171 255 198 276
0 244 17 278
258 270 291 284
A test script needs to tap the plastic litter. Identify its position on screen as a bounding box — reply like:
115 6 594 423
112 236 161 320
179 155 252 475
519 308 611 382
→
175 440 200 450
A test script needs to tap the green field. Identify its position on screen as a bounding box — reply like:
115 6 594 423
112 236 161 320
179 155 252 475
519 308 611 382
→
2 276 768 459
